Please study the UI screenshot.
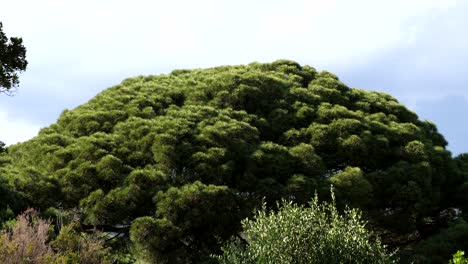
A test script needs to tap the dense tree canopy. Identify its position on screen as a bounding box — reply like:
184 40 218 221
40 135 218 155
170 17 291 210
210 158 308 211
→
0 22 28 94
0 60 463 262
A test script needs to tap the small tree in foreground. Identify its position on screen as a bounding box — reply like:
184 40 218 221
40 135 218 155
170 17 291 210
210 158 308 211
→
215 192 396 264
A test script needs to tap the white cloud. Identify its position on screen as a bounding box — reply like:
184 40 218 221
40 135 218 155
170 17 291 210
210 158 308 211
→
0 108 41 146
0 0 462 75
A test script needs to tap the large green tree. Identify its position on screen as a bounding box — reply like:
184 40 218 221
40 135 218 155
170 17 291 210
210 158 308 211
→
0 22 27 94
1 60 461 262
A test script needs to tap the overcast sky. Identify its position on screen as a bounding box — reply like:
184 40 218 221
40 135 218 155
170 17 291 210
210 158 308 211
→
1 0 467 155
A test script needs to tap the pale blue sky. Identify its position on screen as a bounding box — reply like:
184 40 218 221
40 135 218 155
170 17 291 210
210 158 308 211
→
1 0 467 155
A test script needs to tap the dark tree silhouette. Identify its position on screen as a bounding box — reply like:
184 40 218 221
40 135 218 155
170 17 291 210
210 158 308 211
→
0 22 27 94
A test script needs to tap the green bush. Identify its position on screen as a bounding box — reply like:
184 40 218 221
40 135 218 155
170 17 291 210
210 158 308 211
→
450 251 468 264
215 192 396 264
51 223 111 264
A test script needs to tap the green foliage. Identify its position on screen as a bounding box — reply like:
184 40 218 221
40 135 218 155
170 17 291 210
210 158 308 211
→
131 181 242 263
0 60 460 261
412 219 468 263
0 22 27 93
330 167 372 208
51 223 111 264
0 148 23 224
130 216 186 263
0 176 19 222
0 141 5 154
215 194 395 264
450 251 468 264
453 154 468 212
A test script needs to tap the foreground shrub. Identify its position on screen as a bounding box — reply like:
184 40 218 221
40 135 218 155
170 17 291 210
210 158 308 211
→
0 208 110 264
51 222 111 264
0 209 53 263
215 193 395 264
450 251 468 264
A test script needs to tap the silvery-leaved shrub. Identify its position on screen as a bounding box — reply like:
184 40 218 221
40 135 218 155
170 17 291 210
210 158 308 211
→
215 191 396 264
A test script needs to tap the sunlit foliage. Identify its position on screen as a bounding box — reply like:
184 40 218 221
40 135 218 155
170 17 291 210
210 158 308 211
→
215 193 395 264
0 60 461 262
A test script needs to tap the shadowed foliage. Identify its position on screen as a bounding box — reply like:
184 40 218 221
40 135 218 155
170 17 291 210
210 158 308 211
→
0 22 27 94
